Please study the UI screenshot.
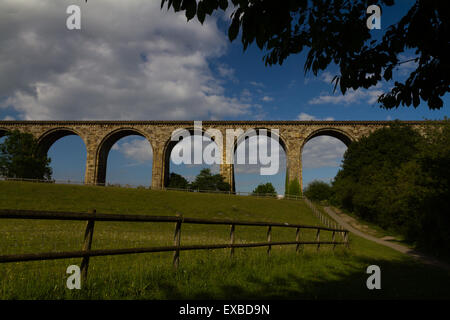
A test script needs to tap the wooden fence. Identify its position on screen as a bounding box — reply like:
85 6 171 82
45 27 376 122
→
0 209 349 280
304 198 340 229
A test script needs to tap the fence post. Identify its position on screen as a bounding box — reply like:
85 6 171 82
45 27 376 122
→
295 227 301 254
230 224 235 258
344 231 349 249
267 226 272 256
80 209 96 282
173 215 182 269
332 231 336 251
315 229 320 252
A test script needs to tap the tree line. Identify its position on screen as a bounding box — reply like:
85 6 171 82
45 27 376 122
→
168 168 278 196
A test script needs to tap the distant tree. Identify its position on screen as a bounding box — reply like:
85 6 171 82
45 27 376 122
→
252 182 277 197
191 168 230 191
0 130 52 180
167 172 190 189
161 0 449 110
304 180 333 202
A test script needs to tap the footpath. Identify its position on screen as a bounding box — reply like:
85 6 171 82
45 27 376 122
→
324 206 450 272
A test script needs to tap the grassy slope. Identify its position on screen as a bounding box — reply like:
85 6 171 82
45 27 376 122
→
1 181 449 299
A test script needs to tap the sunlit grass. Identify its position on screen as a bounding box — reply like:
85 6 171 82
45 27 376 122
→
1 181 449 299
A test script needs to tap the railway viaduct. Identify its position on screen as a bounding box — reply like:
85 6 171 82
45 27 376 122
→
0 120 429 191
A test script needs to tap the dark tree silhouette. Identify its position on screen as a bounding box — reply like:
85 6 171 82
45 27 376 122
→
161 0 449 110
167 172 190 189
304 180 333 202
252 182 277 197
191 168 230 191
0 130 52 180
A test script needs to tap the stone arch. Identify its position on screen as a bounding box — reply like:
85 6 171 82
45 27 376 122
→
95 128 153 185
37 127 88 183
299 127 353 191
37 127 87 155
233 127 289 154
0 128 10 138
232 127 289 193
162 127 218 187
301 127 354 152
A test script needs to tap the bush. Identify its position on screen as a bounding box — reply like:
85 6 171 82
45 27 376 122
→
252 182 277 196
304 180 333 202
167 172 189 189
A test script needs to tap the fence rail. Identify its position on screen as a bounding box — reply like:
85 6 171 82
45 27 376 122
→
0 209 349 280
304 198 340 229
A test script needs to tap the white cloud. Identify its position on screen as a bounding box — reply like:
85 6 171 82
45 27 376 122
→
250 81 265 88
113 138 153 164
297 112 334 121
302 136 347 169
262 96 274 102
0 0 250 120
304 71 338 85
320 72 335 83
308 88 383 106
216 63 236 80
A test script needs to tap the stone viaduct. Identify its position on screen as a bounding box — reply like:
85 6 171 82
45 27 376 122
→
0 120 429 191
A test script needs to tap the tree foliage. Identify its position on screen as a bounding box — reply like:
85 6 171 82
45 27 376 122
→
331 120 450 258
161 0 449 110
190 168 231 191
0 130 52 180
167 172 190 189
252 182 277 196
286 177 301 196
304 180 333 202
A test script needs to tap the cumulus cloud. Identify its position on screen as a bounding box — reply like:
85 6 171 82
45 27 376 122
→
261 96 273 102
302 136 347 169
112 138 153 164
320 71 336 84
0 0 250 120
308 88 383 106
216 63 236 81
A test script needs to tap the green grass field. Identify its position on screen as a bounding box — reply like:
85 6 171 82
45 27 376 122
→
1 181 450 299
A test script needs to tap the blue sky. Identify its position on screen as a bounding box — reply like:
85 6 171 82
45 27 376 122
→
0 1 448 194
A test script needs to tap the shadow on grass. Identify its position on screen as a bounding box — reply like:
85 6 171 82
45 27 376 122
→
169 256 450 300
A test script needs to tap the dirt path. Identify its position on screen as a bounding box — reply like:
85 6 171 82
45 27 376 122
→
324 206 450 272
